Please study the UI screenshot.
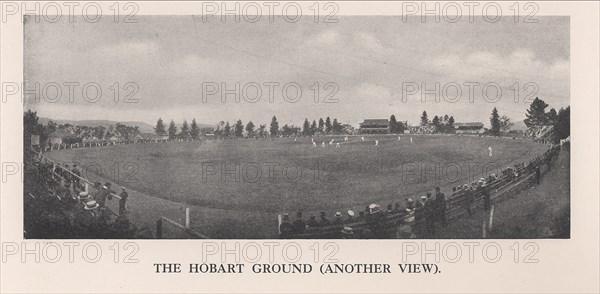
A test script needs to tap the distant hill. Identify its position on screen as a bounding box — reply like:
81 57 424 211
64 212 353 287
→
38 117 215 133
38 118 156 133
512 120 528 131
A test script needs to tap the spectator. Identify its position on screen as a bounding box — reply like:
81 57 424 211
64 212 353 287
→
279 213 294 237
345 210 355 224
119 187 128 216
71 164 81 188
95 182 113 207
332 212 343 226
306 215 319 227
340 227 354 239
464 186 474 216
319 211 331 226
435 187 447 227
424 196 436 235
292 212 306 234
482 182 491 211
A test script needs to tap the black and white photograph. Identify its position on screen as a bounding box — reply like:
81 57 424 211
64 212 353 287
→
3 1 599 294
22 13 571 240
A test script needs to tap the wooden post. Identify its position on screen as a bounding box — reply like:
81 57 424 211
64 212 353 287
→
185 207 190 229
156 218 163 239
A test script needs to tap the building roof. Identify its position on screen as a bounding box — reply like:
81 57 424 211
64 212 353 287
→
454 122 484 128
360 119 389 127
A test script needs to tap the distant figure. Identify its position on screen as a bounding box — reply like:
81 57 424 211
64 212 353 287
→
361 137 365 141
321 142 326 148
344 136 348 142
488 146 493 157
410 137 413 144
336 143 340 148
311 138 314 143
312 142 317 147
294 138 297 142
332 212 343 226
434 187 447 227
375 140 379 146
292 212 306 234
329 141 333 145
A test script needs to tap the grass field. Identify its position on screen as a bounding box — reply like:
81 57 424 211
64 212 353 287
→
48 135 548 216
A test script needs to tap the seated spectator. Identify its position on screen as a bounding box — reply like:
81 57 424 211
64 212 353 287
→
345 210 355 224
292 212 306 234
340 227 354 239
319 211 331 226
386 204 393 213
332 212 343 225
279 213 294 237
306 215 319 227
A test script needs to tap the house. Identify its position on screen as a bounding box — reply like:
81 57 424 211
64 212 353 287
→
454 122 485 134
47 129 76 147
359 119 389 134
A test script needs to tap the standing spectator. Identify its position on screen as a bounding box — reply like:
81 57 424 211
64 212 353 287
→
95 182 113 207
345 210 355 224
71 164 81 188
332 212 343 226
119 187 129 216
435 187 447 227
464 186 474 216
292 212 306 234
424 196 436 236
482 183 491 211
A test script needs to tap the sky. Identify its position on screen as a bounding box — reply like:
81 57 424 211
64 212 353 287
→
24 16 569 128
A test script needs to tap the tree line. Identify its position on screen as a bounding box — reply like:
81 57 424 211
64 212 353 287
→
154 116 355 139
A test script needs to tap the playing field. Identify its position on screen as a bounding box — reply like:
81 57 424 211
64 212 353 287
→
47 135 549 237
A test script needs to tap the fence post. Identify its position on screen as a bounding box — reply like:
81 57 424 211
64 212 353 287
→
185 207 190 229
156 218 163 239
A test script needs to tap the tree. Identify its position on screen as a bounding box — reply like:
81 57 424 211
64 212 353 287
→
245 121 255 137
325 117 332 133
555 106 570 141
318 118 324 133
524 97 549 128
270 116 279 137
490 107 501 136
223 122 231 137
499 115 513 132
190 119 200 139
332 118 341 134
258 124 267 137
389 115 398 133
302 118 310 136
420 111 429 126
168 120 178 139
310 120 317 135
547 108 558 125
432 115 440 132
447 116 455 133
180 120 190 139
281 124 292 136
155 118 167 135
234 120 244 137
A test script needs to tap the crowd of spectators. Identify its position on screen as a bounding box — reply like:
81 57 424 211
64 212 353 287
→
24 150 150 238
279 144 561 239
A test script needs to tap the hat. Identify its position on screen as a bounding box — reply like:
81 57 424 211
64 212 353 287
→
347 210 355 217
78 191 90 201
368 204 381 214
420 196 427 200
341 227 353 235
84 200 99 210
335 212 342 217
407 198 414 203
